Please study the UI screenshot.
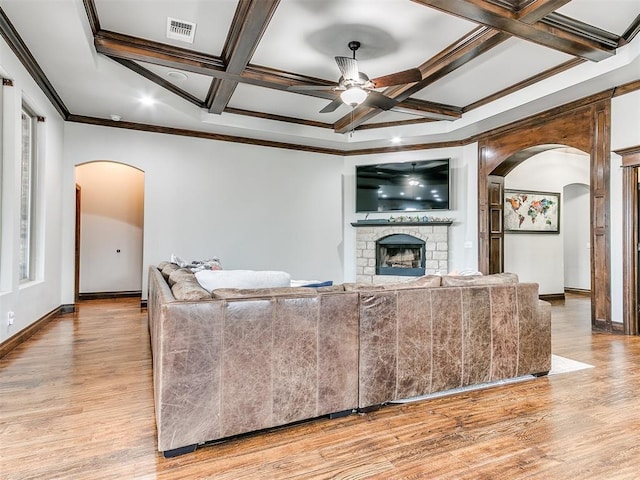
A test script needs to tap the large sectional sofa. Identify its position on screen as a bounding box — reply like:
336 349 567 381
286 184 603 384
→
148 263 551 457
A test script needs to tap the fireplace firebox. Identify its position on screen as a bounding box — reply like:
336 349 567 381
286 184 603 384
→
376 234 426 276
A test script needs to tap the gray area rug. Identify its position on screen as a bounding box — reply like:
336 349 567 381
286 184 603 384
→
391 355 594 404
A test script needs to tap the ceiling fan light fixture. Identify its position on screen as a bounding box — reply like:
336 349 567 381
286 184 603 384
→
340 87 368 107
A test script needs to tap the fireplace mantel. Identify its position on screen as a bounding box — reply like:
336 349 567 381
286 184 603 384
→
351 220 452 227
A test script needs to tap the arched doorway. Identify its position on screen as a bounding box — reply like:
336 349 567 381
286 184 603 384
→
74 161 145 300
478 96 612 332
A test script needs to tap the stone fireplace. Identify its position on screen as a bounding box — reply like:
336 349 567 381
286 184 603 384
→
354 223 449 284
376 234 425 276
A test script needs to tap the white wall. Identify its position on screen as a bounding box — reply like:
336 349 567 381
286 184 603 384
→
342 144 479 281
0 40 65 343
62 124 346 301
563 183 590 290
504 150 590 295
610 89 640 324
75 162 144 293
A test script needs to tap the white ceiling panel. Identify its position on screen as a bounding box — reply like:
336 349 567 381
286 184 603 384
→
413 38 573 107
556 0 640 36
136 61 213 101
95 0 238 54
251 0 477 81
228 83 346 123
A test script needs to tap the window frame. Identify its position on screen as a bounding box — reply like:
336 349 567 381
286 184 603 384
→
19 102 38 283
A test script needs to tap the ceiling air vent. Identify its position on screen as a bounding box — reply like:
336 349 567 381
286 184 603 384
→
166 17 196 44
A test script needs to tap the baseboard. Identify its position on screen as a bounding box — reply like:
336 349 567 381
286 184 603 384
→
539 293 565 304
77 290 142 300
0 305 69 359
140 299 147 309
564 288 591 297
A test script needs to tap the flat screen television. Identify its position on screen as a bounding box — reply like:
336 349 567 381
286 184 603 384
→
356 159 450 213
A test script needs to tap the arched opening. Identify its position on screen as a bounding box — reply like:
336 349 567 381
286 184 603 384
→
478 98 612 332
74 161 145 300
500 147 590 299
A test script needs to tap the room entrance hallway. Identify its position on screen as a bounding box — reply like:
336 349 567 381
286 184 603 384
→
0 294 638 479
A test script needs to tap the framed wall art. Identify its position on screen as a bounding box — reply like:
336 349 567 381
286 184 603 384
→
504 189 560 233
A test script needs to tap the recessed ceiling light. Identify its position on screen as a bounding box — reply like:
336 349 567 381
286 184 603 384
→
167 71 188 81
109 114 121 121
391 136 402 144
139 95 156 106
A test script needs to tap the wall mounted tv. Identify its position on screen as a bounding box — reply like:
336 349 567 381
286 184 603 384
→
356 159 450 213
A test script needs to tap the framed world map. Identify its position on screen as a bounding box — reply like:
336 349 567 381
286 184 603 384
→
504 189 560 233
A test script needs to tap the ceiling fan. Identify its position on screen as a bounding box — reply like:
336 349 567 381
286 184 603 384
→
288 41 422 113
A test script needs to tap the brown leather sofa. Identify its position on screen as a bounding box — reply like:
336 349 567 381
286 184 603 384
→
148 265 551 457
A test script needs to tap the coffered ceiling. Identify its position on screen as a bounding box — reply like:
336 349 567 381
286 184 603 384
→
0 0 638 153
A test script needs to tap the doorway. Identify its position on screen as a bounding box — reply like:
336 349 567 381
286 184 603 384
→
74 162 145 299
500 148 590 299
478 97 612 332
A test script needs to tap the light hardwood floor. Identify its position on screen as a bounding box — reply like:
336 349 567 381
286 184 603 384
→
1 295 639 479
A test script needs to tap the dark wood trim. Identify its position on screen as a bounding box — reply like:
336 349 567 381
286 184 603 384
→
81 0 100 36
622 165 638 335
109 57 205 108
477 97 612 333
0 306 68 359
475 89 613 145
350 221 453 227
343 139 468 157
224 107 333 129
205 0 280 114
621 14 640 43
590 100 612 332
77 291 142 300
616 145 640 167
517 0 571 23
334 27 510 134
413 0 617 61
613 79 640 98
0 7 69 119
539 293 565 303
463 58 585 112
65 114 345 156
356 117 438 131
140 300 148 309
564 287 591 297
75 185 81 302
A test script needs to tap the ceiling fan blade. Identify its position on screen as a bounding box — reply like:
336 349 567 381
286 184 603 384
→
370 68 422 88
319 97 344 113
335 56 359 82
288 85 338 91
363 91 398 111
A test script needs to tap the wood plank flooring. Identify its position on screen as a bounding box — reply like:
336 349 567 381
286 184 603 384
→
1 295 639 479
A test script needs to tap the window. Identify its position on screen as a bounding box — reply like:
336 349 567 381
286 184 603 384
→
19 104 37 281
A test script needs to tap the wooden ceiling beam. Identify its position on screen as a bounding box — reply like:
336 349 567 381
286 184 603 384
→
206 0 280 114
412 0 617 61
334 27 510 134
95 31 450 119
516 0 572 23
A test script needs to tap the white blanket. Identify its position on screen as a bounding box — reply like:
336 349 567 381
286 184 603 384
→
195 269 291 292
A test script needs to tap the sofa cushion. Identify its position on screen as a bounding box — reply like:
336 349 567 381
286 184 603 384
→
157 261 171 271
161 263 181 280
343 275 442 291
168 268 196 286
212 286 317 299
441 272 519 286
195 269 291 292
171 277 212 301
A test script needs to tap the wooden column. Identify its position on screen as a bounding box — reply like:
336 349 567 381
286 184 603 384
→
618 146 640 336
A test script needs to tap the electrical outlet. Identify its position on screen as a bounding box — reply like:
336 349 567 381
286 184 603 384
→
7 311 15 326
